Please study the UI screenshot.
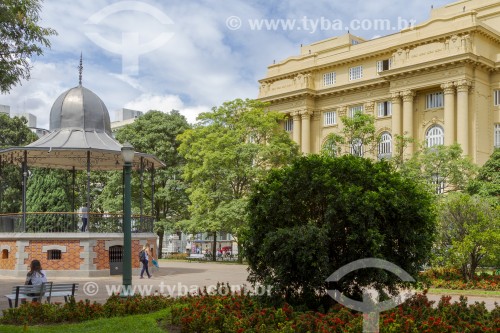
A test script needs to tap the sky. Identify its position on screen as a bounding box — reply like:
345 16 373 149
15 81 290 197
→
1 0 453 129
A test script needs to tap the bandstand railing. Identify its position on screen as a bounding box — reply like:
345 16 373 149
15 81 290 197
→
0 212 154 233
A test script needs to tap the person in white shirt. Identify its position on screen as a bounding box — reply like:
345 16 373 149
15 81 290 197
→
81 205 89 232
25 259 47 286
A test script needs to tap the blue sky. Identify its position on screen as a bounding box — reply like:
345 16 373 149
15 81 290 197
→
0 0 452 129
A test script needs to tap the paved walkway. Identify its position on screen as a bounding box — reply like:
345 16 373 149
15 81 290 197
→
0 261 498 311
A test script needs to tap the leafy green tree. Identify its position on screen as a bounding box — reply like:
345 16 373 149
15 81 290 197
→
400 143 477 194
112 110 191 257
0 0 56 93
433 193 500 281
0 114 37 212
26 168 73 231
246 155 436 306
178 99 299 260
468 148 500 199
321 113 378 158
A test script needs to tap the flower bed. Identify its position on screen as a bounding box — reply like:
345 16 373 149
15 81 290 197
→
169 292 500 332
0 293 174 325
421 268 500 291
2 287 499 332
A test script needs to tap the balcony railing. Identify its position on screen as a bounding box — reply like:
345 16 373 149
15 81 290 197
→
0 212 154 233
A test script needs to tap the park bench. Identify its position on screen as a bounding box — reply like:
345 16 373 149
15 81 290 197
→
4 282 53 308
187 253 207 261
45 283 78 303
4 282 78 308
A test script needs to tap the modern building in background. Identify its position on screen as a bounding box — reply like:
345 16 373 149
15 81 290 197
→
111 108 144 133
258 0 500 166
0 105 10 116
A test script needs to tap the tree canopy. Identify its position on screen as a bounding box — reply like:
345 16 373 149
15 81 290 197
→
433 192 500 281
246 154 436 305
468 148 500 199
177 99 299 258
0 0 56 93
400 143 477 194
110 110 191 256
0 114 37 212
321 113 378 158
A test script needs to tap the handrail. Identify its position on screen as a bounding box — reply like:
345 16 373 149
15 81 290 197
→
0 212 155 233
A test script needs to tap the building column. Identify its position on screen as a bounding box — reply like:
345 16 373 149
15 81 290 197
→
402 90 416 156
301 110 312 154
456 80 471 155
292 111 301 147
391 92 402 137
441 82 456 146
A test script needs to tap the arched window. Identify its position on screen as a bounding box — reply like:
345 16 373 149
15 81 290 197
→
426 125 444 147
1 249 8 259
322 139 338 157
378 132 392 159
350 138 363 157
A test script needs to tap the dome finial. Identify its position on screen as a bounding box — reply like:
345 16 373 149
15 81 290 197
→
78 53 83 86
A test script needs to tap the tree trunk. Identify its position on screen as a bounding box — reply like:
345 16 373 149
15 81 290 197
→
157 229 164 259
212 231 217 262
237 242 243 264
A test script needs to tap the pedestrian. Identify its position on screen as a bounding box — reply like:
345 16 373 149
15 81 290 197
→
25 259 47 285
140 243 153 279
81 205 89 232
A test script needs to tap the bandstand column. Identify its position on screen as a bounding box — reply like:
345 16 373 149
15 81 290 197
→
301 110 312 154
292 112 301 147
456 80 471 155
140 157 144 224
86 151 91 222
442 82 456 146
402 90 416 156
22 150 27 231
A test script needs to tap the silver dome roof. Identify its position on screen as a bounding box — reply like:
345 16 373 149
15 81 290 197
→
50 85 111 134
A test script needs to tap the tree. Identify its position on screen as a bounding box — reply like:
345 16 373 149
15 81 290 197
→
26 168 73 231
0 114 37 212
468 148 500 199
321 113 378 158
0 0 56 93
400 143 477 194
178 98 299 260
112 110 191 257
433 193 500 281
246 155 436 306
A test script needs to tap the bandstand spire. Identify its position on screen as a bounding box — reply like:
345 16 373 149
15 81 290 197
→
78 53 83 86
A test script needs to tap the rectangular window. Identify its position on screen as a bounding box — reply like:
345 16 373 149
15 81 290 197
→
349 105 364 118
324 111 337 126
349 66 363 81
376 59 392 73
377 101 392 117
47 250 61 260
323 72 336 86
426 92 444 109
494 90 500 106
495 124 500 148
284 118 293 132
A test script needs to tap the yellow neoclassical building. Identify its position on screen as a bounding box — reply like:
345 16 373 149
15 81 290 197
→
258 0 500 166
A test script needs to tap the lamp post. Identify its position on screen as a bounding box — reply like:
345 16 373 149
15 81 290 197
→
121 142 135 296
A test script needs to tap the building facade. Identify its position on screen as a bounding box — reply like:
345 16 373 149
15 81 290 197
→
258 0 500 166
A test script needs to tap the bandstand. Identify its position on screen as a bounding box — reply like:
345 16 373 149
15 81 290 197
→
0 72 163 277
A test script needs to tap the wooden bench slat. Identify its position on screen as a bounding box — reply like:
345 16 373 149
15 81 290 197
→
4 282 78 308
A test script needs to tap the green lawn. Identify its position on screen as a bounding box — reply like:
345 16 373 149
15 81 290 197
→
0 309 172 333
427 288 500 297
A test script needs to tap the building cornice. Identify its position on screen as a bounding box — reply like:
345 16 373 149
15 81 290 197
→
259 24 500 85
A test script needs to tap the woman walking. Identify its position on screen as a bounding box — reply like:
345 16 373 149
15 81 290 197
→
140 243 153 279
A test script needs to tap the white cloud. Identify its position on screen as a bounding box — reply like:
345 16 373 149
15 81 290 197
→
123 93 209 124
0 0 457 132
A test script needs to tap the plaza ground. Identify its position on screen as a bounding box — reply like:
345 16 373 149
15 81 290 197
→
0 260 498 312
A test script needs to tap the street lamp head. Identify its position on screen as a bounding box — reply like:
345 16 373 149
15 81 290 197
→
121 142 135 163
